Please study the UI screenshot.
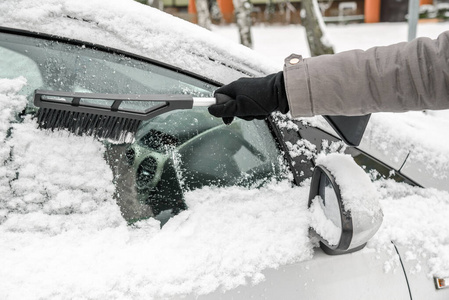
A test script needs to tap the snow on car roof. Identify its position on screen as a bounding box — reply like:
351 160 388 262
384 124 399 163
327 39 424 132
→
0 0 279 84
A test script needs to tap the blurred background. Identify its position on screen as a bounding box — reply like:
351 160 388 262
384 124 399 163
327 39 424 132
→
137 0 449 26
134 0 449 65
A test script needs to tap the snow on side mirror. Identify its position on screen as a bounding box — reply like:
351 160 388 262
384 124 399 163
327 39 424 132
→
308 153 383 255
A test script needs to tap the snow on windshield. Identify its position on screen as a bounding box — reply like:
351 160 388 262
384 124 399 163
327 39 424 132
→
1 78 449 299
0 78 123 232
362 112 449 188
0 78 313 298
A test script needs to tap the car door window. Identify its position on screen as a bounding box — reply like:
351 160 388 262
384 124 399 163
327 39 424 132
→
278 116 419 186
0 29 289 224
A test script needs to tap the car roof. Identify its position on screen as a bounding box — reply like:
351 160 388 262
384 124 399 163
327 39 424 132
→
0 0 279 84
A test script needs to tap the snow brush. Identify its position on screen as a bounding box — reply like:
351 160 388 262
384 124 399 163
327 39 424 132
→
33 90 217 143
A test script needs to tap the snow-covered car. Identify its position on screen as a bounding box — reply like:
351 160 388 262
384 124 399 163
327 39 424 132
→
1 0 448 299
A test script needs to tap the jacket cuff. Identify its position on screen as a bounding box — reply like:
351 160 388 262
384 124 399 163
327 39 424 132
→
283 54 313 118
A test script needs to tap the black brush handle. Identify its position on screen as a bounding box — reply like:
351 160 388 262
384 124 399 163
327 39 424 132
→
34 90 195 121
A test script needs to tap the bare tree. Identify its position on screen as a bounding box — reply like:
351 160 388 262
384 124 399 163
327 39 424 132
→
300 0 334 56
318 0 334 13
147 0 164 10
233 0 253 48
284 2 297 24
196 0 212 30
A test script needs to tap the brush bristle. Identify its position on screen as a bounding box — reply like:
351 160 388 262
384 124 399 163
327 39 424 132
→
35 108 141 144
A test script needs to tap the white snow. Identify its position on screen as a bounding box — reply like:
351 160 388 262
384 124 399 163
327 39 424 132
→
0 78 28 224
370 180 449 278
0 79 314 299
316 153 381 217
309 196 341 246
316 153 383 249
0 77 27 140
1 176 313 299
0 0 278 84
362 111 449 190
1 1 449 298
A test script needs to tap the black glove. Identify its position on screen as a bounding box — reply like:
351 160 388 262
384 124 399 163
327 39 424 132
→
208 71 289 124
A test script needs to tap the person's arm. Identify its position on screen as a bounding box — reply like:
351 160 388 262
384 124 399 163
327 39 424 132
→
208 31 449 122
285 31 449 117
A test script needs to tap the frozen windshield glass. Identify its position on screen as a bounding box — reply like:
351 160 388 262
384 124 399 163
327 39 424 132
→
0 31 213 99
0 30 288 224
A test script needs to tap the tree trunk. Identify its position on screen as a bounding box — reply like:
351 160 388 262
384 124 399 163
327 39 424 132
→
301 0 334 56
233 0 253 48
147 0 164 10
196 0 212 30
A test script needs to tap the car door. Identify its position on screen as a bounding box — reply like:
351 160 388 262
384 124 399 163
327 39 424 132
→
271 114 449 300
172 247 411 300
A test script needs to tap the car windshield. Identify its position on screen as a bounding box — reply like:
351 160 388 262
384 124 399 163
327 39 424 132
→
0 29 288 223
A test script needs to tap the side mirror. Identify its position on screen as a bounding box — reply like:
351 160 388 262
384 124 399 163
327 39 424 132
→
323 114 371 147
308 154 383 255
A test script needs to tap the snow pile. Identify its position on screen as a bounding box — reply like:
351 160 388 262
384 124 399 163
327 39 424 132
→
1 119 123 233
0 182 314 299
316 153 383 248
369 180 449 278
0 79 123 232
316 153 381 217
0 77 27 139
309 196 340 246
0 77 28 223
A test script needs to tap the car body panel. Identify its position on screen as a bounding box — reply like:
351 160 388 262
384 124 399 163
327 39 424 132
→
172 248 411 300
396 245 449 300
400 159 448 191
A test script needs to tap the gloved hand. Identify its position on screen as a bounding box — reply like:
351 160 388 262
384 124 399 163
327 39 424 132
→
208 71 289 124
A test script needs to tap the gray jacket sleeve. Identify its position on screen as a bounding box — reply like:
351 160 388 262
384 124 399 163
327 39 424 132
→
283 31 449 117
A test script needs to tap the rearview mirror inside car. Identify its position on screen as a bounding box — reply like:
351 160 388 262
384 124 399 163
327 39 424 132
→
308 154 383 255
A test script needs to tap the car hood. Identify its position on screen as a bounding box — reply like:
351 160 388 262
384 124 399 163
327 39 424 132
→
0 0 279 84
